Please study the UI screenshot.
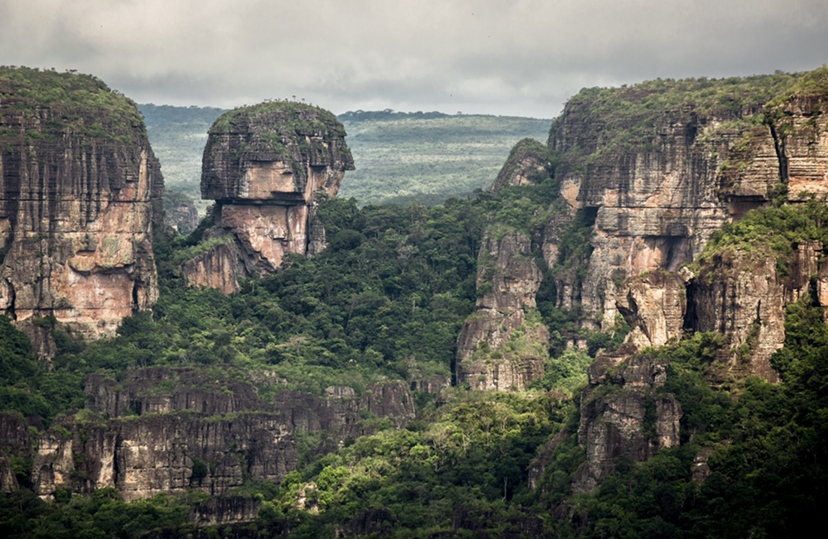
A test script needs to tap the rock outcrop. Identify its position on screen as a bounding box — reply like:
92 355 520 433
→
181 102 353 292
544 76 800 332
686 240 827 383
162 190 200 234
616 269 688 350
455 231 549 391
0 68 162 353
30 367 414 502
0 412 32 493
489 138 552 195
571 348 682 493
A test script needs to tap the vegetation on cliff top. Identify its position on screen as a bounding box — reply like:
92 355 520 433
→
550 72 800 167
209 100 345 137
2 68 828 537
0 66 146 145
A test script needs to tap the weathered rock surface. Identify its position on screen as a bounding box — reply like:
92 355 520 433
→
0 68 162 353
542 77 821 333
182 102 353 292
616 270 687 349
572 349 682 493
456 231 549 391
0 412 33 493
163 190 200 234
769 93 828 201
31 367 414 503
489 138 552 195
687 241 825 382
188 497 262 527
178 239 245 295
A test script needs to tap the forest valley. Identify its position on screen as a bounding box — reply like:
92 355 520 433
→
0 65 827 538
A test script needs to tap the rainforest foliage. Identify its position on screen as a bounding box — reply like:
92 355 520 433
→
3 70 828 538
2 196 827 538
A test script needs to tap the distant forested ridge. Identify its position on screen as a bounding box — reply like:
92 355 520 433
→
337 111 551 206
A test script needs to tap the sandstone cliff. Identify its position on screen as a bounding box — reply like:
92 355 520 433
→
0 68 162 354
22 367 413 502
181 102 353 292
544 76 797 333
455 231 549 391
489 138 552 195
571 347 682 493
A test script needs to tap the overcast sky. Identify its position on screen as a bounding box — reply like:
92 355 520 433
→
2 0 827 118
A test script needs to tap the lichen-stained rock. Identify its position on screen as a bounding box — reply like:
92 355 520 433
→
545 76 798 330
183 102 353 292
489 138 552 195
456 231 549 391
616 270 687 349
572 350 681 493
0 67 162 352
686 241 823 383
33 367 414 502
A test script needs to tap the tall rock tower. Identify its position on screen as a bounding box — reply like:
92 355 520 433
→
0 67 163 355
182 101 353 293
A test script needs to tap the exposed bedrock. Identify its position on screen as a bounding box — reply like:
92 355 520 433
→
572 349 682 493
456 231 549 391
0 68 163 353
489 138 553 195
687 240 828 382
771 94 828 201
182 102 353 292
616 269 688 350
28 367 414 502
547 109 750 329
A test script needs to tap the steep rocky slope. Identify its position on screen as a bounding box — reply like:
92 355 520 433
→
0 68 163 355
181 102 353 293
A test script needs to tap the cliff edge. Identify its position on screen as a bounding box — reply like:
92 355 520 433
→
0 67 163 355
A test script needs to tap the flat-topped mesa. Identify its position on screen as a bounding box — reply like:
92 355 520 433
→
0 67 163 354
543 73 806 331
186 102 353 291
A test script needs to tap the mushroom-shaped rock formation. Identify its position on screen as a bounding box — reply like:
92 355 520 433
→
183 102 353 293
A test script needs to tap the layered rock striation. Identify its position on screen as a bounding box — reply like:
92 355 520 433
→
544 76 801 331
182 102 353 292
455 231 549 391
0 68 162 353
23 367 414 502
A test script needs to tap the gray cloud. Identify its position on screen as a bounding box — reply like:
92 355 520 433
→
2 0 827 117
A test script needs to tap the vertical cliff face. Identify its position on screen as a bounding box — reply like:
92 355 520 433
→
181 102 353 292
545 76 797 331
527 72 828 496
0 68 162 353
572 348 682 493
28 367 414 502
455 231 549 391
